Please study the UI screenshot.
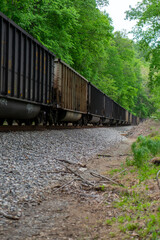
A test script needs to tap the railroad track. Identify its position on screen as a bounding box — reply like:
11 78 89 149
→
0 124 110 132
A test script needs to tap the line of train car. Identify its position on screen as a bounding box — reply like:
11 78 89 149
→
0 11 140 126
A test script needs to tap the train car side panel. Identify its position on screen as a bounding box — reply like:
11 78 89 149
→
104 95 113 119
88 83 105 117
54 59 88 114
0 12 55 105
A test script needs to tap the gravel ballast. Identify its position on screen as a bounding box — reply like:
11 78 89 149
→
0 127 129 213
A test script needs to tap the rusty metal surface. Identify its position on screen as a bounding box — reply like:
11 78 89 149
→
54 59 88 113
132 115 137 125
126 110 129 122
0 12 55 105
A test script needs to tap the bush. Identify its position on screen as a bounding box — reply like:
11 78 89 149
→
131 135 160 167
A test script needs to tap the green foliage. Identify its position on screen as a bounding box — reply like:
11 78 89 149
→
99 184 105 191
131 135 160 167
114 191 160 238
0 0 155 118
126 0 160 117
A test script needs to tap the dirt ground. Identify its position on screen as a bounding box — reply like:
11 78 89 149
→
1 120 159 240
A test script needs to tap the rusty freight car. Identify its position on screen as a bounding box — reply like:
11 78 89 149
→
0 11 55 125
54 59 88 124
0 11 140 127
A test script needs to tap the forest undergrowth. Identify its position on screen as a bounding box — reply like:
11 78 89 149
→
105 121 160 239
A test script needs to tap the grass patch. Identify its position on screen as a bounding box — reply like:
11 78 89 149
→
131 134 160 168
107 130 160 239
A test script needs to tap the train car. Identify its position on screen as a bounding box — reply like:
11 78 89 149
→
0 11 140 127
125 110 129 124
88 83 105 124
128 112 131 124
103 94 113 125
132 115 138 125
111 101 127 125
54 59 88 124
112 101 120 124
137 117 140 125
0 11 55 125
120 106 126 124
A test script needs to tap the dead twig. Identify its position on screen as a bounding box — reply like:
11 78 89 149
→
52 179 75 193
0 211 20 220
56 160 94 186
90 171 124 187
55 158 76 165
119 154 131 157
98 154 131 158
98 154 112 157
55 158 86 167
66 166 95 186
111 169 128 179
156 170 160 190
105 165 121 168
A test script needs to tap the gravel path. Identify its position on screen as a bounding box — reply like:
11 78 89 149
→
0 127 129 215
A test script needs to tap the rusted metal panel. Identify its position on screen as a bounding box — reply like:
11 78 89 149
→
54 59 88 113
0 11 55 105
126 110 129 122
132 115 137 125
130 113 132 123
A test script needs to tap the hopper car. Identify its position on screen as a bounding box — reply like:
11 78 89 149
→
0 12 139 126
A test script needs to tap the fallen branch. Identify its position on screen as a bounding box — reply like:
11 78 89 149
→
111 169 128 179
98 154 112 157
90 171 124 187
56 160 94 186
55 158 76 165
66 166 95 186
156 170 160 190
98 154 131 157
52 179 75 193
119 154 131 157
0 211 20 220
105 165 121 168
55 158 86 167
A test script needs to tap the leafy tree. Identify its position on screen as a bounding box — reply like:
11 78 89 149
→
0 0 154 118
126 0 160 117
0 0 79 64
70 0 113 80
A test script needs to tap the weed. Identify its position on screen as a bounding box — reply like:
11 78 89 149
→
99 185 105 191
126 223 138 231
131 134 160 167
119 225 126 233
126 157 134 166
109 232 116 238
104 130 160 239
